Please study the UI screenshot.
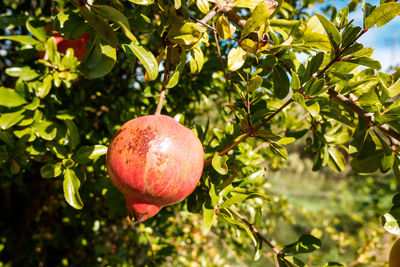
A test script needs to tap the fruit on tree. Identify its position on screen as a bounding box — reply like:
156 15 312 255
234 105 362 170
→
106 115 204 222
39 31 90 60
390 238 400 267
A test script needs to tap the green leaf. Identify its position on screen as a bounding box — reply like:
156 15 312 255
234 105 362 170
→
10 158 20 174
56 110 76 120
212 153 229 175
290 70 300 91
335 6 349 30
127 0 154 5
202 200 214 234
40 162 63 178
292 92 305 106
36 75 53 98
63 168 84 209
341 26 362 48
0 35 39 45
0 151 7 166
351 151 384 173
305 100 320 117
221 191 268 208
315 14 341 50
346 57 381 70
306 78 325 96
0 87 27 107
238 169 266 187
278 137 295 145
26 19 46 42
299 16 331 51
272 66 289 99
65 120 80 150
45 36 59 65
91 5 137 42
0 109 25 130
241 2 273 40
380 153 394 173
0 131 14 147
54 12 87 40
122 42 158 81
81 39 116 79
218 211 258 246
328 146 346 172
73 145 108 164
166 51 187 88
5 66 39 81
216 15 235 40
247 75 263 92
79 5 118 47
32 120 57 141
227 47 247 71
47 142 68 159
388 77 400 98
189 46 204 74
365 2 400 29
282 234 321 255
269 141 287 160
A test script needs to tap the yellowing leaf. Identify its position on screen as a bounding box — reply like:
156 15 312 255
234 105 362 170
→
216 15 235 40
234 0 276 10
240 38 258 53
128 0 154 5
189 46 204 74
168 22 204 49
241 1 274 40
196 0 209 14
227 47 247 71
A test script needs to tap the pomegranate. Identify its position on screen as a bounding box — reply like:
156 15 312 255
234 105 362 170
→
39 31 90 60
106 115 204 222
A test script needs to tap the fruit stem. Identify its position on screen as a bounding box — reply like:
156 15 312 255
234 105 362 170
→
155 46 171 115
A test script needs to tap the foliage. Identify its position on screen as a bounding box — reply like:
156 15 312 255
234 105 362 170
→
1 0 400 265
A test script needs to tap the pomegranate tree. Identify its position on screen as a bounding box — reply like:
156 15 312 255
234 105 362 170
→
106 115 204 222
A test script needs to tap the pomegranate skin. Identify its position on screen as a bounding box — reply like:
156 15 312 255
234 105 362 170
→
55 32 90 60
106 115 204 222
38 31 90 60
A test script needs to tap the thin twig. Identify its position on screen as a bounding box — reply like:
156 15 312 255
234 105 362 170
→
228 207 294 267
155 46 171 115
197 5 219 26
212 21 232 101
212 21 227 78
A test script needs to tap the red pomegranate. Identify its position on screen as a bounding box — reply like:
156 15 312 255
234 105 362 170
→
106 115 204 222
38 31 90 60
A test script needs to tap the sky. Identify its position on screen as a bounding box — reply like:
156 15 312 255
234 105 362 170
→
314 0 400 71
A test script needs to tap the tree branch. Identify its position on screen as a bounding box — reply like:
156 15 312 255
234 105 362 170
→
197 5 219 26
203 7 397 166
328 89 400 146
228 207 294 266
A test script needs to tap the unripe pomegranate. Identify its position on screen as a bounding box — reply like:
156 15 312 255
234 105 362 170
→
106 115 204 222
